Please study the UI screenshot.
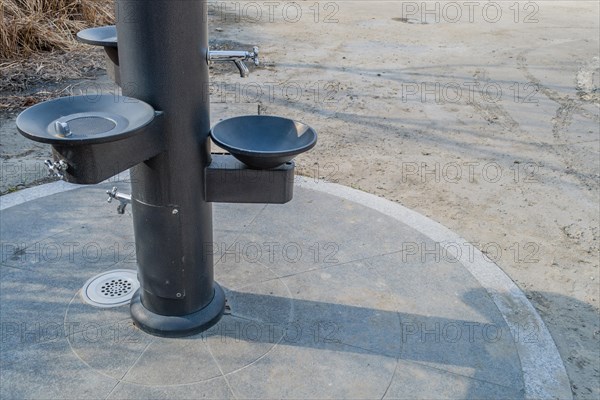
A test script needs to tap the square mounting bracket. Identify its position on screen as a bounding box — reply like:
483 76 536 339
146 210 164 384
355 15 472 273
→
205 154 294 204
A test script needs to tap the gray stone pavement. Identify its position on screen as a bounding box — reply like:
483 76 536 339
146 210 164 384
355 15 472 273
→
0 179 569 399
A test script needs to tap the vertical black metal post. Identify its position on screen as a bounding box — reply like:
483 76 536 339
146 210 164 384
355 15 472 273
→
117 0 225 337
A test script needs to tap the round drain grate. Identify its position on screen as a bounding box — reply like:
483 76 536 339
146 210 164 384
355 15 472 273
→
81 269 140 308
66 116 117 135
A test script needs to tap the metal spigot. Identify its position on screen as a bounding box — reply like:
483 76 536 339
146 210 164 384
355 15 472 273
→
208 46 259 77
54 121 72 137
106 187 132 214
44 160 68 179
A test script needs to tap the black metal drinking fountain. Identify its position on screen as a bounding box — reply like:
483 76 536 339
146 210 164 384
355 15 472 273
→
15 0 316 337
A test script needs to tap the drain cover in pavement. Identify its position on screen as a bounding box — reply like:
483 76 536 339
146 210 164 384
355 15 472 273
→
81 269 139 308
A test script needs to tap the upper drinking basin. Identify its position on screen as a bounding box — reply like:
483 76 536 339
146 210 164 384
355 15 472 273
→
77 25 118 47
17 95 156 145
210 115 317 169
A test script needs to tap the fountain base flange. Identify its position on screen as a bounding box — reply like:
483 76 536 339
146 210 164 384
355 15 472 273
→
130 282 225 337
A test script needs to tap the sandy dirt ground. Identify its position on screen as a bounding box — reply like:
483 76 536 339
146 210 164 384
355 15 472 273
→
1 1 598 398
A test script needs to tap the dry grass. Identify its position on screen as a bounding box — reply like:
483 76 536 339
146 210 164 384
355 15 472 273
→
0 0 114 59
0 1 114 112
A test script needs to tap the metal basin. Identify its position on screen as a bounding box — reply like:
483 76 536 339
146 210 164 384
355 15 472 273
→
210 115 317 169
77 25 117 48
77 25 120 79
16 95 164 184
17 95 156 145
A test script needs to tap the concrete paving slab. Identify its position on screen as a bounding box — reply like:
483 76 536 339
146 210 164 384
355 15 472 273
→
0 180 570 399
0 338 117 400
66 324 154 381
120 336 220 385
106 378 234 400
384 360 525 400
226 344 398 399
232 188 429 277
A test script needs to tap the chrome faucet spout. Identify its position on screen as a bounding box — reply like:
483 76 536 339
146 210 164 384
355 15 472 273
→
233 59 249 78
208 47 259 78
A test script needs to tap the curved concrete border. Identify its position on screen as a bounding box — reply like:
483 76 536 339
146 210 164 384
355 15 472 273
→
0 180 79 211
0 177 572 399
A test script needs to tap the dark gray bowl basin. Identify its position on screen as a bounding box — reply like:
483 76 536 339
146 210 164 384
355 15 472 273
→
77 25 117 47
210 115 317 169
17 95 156 145
77 26 119 67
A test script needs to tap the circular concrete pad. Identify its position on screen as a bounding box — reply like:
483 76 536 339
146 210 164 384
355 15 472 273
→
0 180 570 399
